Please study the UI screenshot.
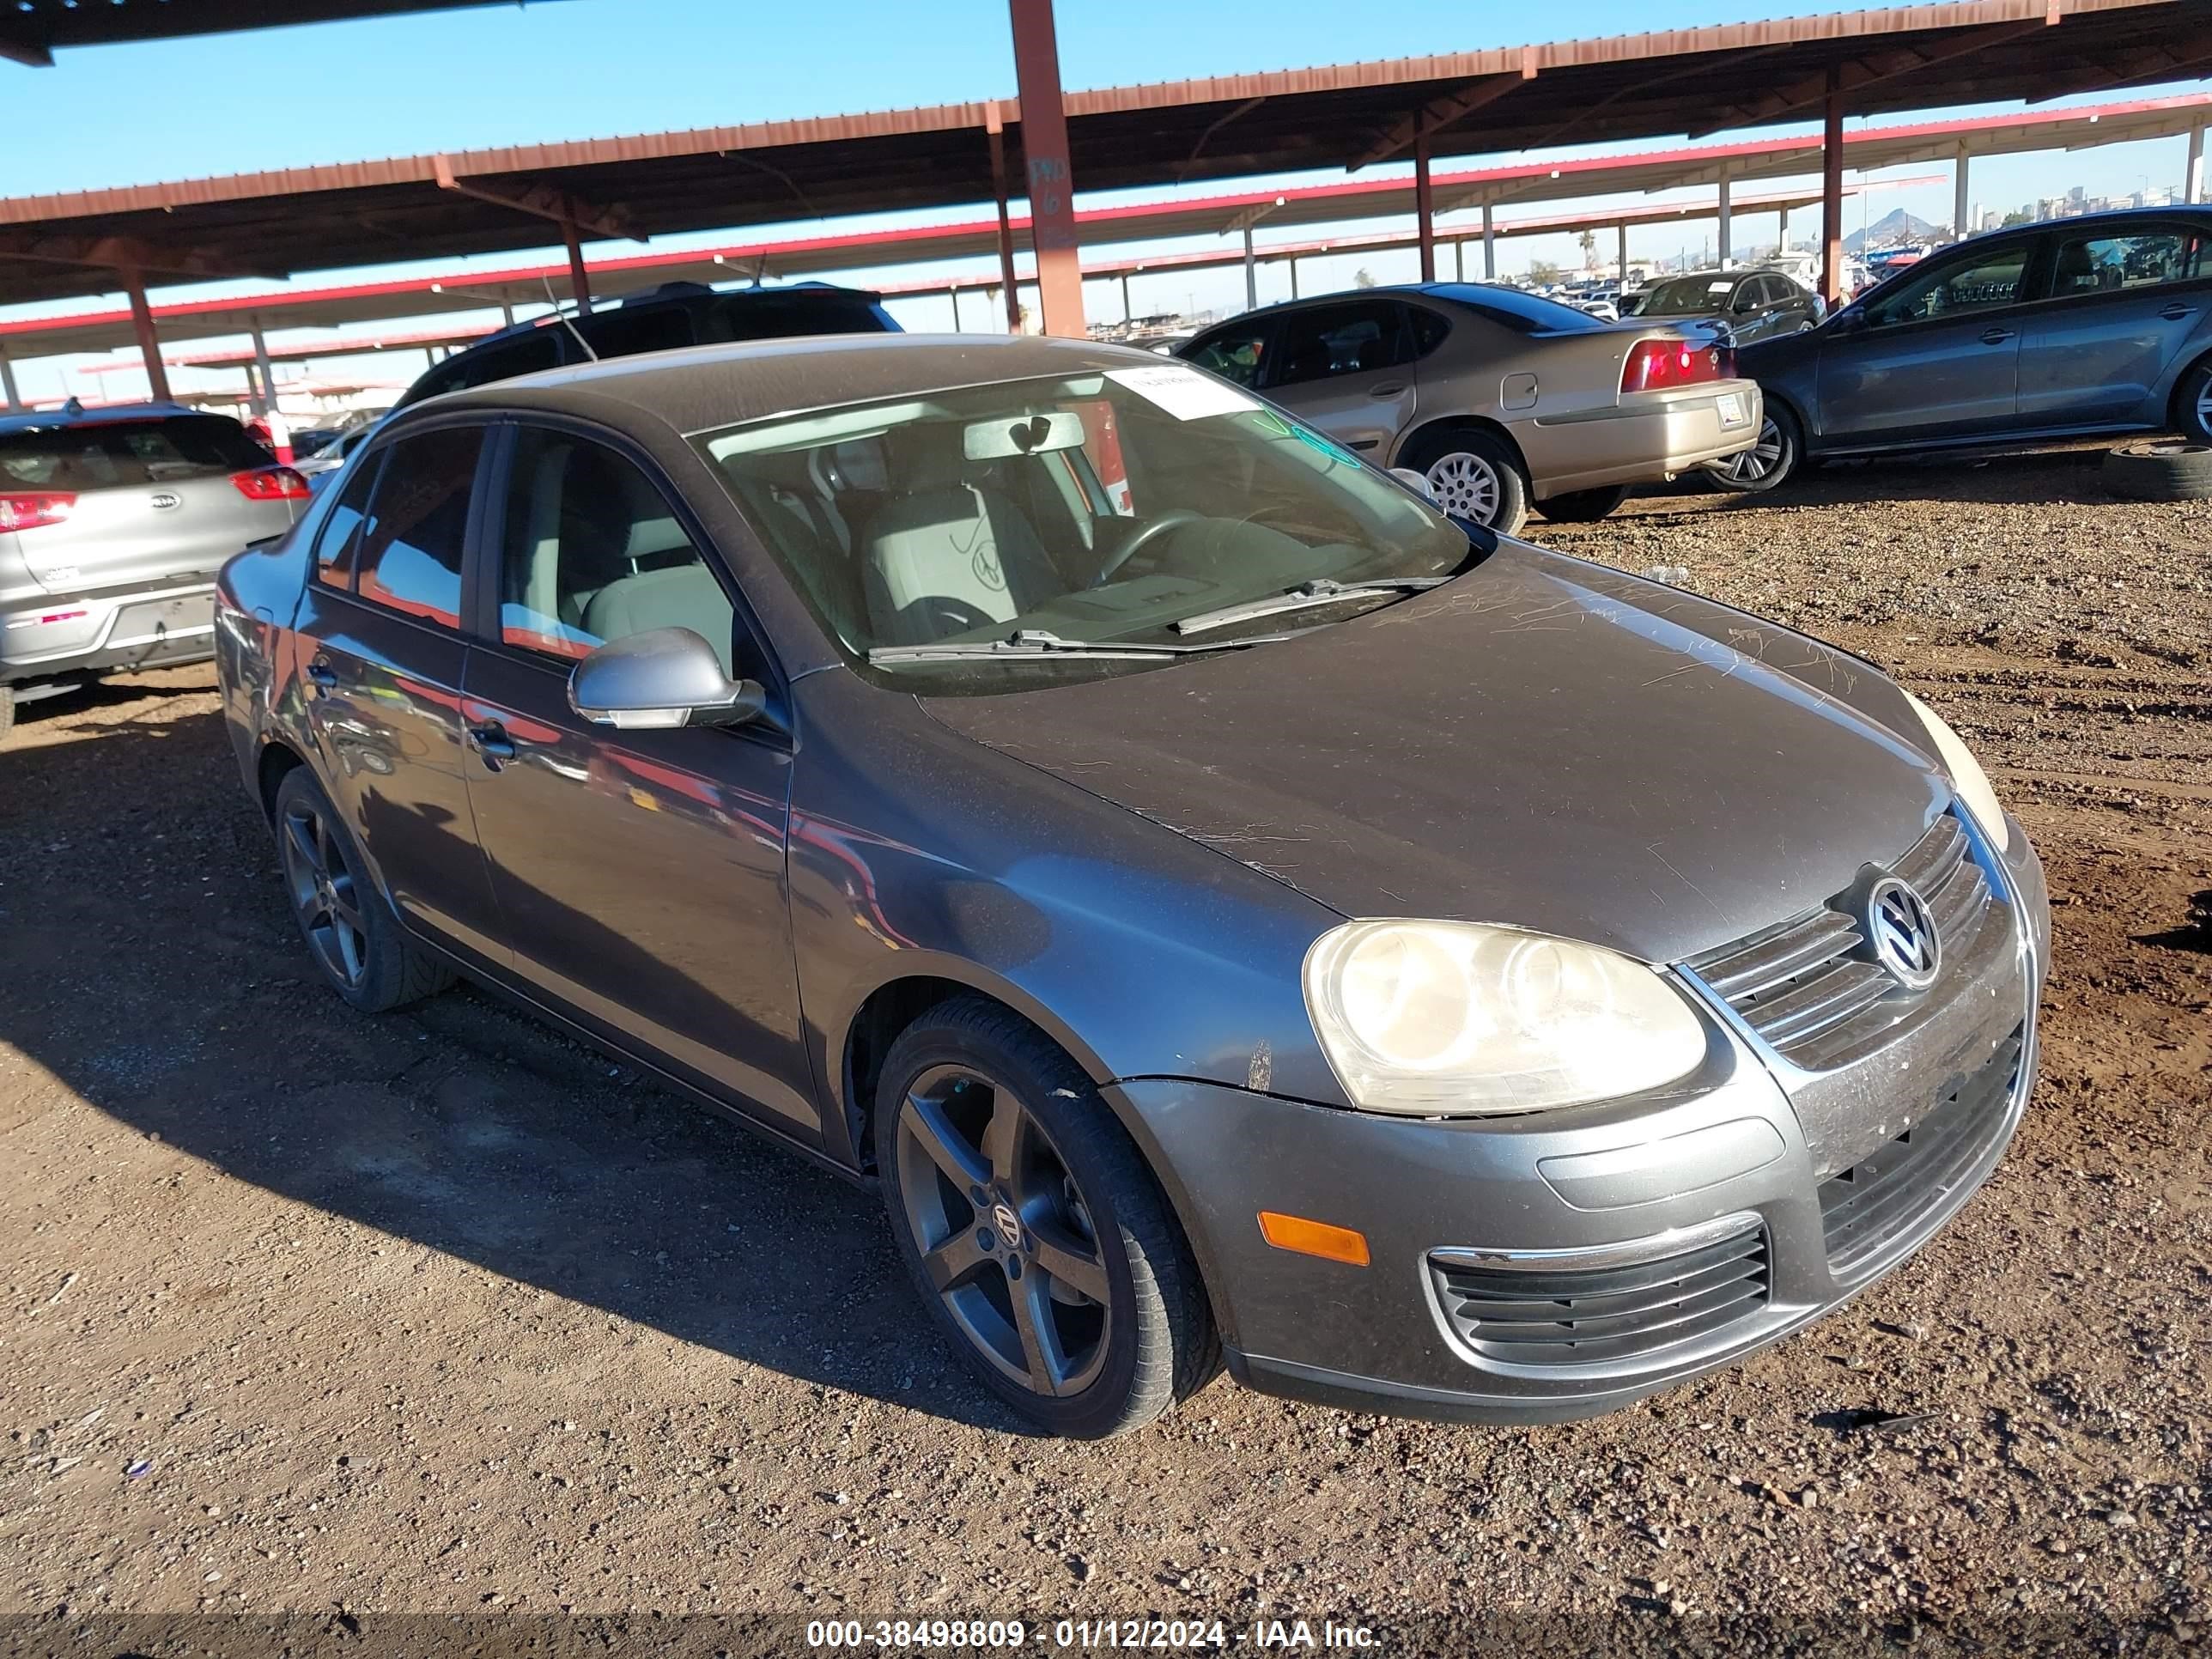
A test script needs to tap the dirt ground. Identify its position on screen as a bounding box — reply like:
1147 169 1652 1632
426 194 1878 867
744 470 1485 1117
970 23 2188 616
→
2 445 2209 1657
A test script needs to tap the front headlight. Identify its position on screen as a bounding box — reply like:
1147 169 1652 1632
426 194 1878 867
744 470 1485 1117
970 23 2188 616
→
1302 920 1708 1116
1903 691 2009 852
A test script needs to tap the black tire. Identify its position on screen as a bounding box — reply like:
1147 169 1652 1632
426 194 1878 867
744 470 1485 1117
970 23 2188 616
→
271 768 454 1012
2102 438 2212 503
875 995 1218 1438
1403 427 1530 535
1538 484 1631 523
1704 403 1801 494
2170 356 2212 446
0 684 14 746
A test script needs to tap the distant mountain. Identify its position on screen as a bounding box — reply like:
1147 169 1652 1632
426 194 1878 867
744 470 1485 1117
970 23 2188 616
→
1845 208 1942 252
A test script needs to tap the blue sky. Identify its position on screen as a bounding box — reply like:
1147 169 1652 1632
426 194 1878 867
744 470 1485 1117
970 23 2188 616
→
2 0 2206 403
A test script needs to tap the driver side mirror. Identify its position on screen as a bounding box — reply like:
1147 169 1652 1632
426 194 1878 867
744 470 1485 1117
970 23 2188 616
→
1388 466 1437 501
567 627 764 732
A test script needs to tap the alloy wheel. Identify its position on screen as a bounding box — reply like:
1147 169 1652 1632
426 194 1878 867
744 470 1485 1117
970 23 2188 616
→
2197 380 2212 437
894 1064 1112 1399
1425 451 1502 525
1719 416 1785 486
279 797 368 989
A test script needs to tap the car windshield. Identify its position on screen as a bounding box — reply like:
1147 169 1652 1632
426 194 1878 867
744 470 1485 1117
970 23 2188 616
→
1633 276 1739 316
0 414 270 489
692 365 1476 690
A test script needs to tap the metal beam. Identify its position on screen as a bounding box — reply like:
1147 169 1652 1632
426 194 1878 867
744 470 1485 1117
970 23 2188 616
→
1717 167 1732 264
1821 67 1846 307
0 232 282 283
1007 0 1085 337
986 101 1023 332
1179 95 1265 180
2190 125 2207 204
1692 19 2045 138
122 269 171 404
2031 42 2212 104
432 154 644 243
1349 58 1534 172
1413 133 1437 283
1482 201 1496 280
1243 225 1257 311
0 348 21 412
561 216 592 314
251 322 275 418
1954 146 1972 236
0 27 52 68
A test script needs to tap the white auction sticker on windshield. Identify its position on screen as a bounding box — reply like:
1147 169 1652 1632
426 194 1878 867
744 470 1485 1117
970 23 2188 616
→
1106 364 1261 421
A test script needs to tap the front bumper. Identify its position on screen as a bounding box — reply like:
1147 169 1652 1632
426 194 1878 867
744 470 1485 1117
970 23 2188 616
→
1111 824 2046 1425
1516 383 1762 500
0 579 217 684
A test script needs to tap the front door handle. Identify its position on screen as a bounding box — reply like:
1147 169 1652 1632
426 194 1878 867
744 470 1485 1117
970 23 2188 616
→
1366 381 1409 398
304 660 338 696
1979 326 2017 345
466 720 518 767
2160 301 2196 321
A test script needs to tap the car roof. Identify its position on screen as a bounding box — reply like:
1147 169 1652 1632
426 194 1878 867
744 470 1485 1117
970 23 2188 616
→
420 331 1186 434
456 278 885 356
0 400 205 434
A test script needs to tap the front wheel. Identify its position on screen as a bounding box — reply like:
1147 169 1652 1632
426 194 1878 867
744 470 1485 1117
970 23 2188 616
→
1539 484 1630 523
1704 405 1800 494
1411 430 1529 535
2174 356 2212 445
876 997 1218 1438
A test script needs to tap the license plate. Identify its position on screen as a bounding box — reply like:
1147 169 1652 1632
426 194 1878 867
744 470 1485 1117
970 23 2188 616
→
1717 392 1748 428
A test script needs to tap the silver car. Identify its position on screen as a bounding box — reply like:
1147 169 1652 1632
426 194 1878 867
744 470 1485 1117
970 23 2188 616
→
1179 283 1762 533
0 402 309 739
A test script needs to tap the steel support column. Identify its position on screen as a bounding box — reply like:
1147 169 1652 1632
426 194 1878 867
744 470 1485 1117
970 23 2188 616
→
1413 132 1437 283
2189 125 2207 205
1007 0 1084 337
122 268 171 404
561 216 592 314
1481 201 1496 280
250 322 275 418
1820 67 1846 307
0 348 21 413
1288 257 1298 300
1954 146 1972 237
1454 239 1464 282
501 301 516 326
987 102 1023 332
1120 272 1133 322
1617 222 1629 283
949 287 963 331
1716 167 1732 264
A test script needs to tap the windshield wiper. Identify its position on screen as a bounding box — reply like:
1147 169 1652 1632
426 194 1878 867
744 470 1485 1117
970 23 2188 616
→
1172 575 1452 636
866 628 1289 665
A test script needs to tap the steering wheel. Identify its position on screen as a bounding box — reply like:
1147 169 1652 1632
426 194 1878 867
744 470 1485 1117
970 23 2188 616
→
1090 509 1203 589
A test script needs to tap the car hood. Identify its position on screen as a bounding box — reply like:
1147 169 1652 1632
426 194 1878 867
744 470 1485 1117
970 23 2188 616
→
919 543 1948 965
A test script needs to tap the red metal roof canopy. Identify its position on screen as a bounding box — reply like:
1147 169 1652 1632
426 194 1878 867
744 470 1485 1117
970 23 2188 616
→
0 0 2202 307
0 1 560 68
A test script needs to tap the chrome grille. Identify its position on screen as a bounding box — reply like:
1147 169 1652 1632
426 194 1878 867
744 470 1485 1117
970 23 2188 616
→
1819 1024 2025 1275
1430 1221 1770 1368
1683 812 1997 1073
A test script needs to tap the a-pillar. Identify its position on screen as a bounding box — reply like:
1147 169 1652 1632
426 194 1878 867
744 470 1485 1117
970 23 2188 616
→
1481 201 1497 280
562 216 592 314
250 321 275 418
2189 125 2207 205
0 348 21 413
1820 66 1846 307
121 267 172 404
1413 133 1437 283
1954 146 1972 239
1716 167 1732 265
1243 224 1257 312
1007 0 1084 336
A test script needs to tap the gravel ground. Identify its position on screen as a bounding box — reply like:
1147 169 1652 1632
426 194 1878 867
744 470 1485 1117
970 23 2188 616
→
2 446 2208 1658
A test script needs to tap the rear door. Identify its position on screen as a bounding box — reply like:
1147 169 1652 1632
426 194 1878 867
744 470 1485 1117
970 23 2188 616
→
1815 238 2036 443
2017 222 2212 426
291 419 507 966
1261 299 1420 456
457 422 815 1137
0 413 299 593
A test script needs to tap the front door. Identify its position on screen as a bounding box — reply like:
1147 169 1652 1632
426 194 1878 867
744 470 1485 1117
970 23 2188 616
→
1263 299 1420 458
458 425 816 1137
2018 222 2212 426
1816 240 2035 444
292 422 507 967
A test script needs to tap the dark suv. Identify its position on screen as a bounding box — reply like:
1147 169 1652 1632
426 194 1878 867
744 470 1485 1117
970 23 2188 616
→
396 281 901 407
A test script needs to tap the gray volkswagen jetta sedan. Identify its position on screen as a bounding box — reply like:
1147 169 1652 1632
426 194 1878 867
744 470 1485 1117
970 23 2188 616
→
215 333 2050 1438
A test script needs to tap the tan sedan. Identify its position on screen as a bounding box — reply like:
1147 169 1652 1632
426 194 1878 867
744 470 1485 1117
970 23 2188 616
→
1178 283 1761 533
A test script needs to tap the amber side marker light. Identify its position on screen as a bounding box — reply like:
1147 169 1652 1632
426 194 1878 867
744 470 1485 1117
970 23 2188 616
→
1258 1211 1370 1267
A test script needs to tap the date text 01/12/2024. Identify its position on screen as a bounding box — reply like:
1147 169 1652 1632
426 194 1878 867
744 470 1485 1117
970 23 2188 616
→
805 1619 1379 1650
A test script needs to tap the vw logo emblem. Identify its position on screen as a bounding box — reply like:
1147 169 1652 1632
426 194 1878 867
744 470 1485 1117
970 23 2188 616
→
1863 874 1942 990
991 1201 1023 1251
149 492 181 510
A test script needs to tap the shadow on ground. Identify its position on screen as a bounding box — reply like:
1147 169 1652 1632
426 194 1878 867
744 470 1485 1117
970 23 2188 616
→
0 702 1026 1433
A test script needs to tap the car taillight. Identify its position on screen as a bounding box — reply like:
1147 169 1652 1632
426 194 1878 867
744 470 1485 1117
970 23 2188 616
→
1621 337 1730 395
231 467 313 501
0 491 76 532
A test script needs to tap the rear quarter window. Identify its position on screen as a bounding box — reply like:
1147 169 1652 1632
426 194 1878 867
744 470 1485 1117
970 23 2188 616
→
1421 283 1608 335
0 415 269 489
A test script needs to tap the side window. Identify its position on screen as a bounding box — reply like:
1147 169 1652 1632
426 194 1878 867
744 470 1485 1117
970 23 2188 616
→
1407 304 1452 356
353 428 484 628
1183 320 1272 388
578 303 696 361
1868 246 2031 326
1272 301 1413 388
496 428 738 674
2049 229 2206 297
313 449 383 589
412 328 565 401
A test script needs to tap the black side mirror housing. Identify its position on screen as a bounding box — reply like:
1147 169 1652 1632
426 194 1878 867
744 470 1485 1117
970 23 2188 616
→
567 627 765 732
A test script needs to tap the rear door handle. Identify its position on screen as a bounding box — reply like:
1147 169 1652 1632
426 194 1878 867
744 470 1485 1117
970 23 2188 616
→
1366 382 1409 398
2160 301 2196 321
466 720 518 766
1979 326 2016 345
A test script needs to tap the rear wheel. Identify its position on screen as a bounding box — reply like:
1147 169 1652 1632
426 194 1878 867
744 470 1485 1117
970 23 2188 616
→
1407 428 1529 535
1539 484 1631 523
1705 404 1800 494
272 769 453 1012
876 997 1217 1438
